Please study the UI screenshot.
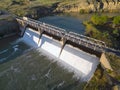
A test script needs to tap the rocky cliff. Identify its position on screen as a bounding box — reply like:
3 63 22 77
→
55 1 120 13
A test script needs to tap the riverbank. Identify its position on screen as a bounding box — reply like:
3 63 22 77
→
82 14 120 89
85 52 120 89
83 14 120 49
0 0 120 19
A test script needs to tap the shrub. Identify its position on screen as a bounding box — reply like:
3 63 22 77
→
113 16 120 25
112 29 119 37
15 9 26 16
79 9 85 14
85 23 102 39
91 14 108 25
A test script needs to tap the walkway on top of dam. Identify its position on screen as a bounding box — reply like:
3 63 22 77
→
16 17 107 53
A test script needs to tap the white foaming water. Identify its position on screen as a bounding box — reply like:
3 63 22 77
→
22 28 62 57
0 49 17 62
13 45 19 52
57 81 65 88
40 35 62 57
0 49 8 54
22 28 40 47
59 45 99 81
22 28 99 81
45 69 51 78
0 45 19 62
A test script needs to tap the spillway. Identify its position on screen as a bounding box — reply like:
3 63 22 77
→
22 28 62 57
22 28 99 81
40 35 62 57
59 45 99 81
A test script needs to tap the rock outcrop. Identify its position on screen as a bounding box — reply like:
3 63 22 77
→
55 1 120 13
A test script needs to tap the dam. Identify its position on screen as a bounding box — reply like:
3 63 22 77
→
16 17 106 81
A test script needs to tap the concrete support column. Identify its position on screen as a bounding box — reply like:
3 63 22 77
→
86 42 89 47
59 37 67 57
21 21 24 27
61 37 67 45
100 46 104 52
94 45 96 51
79 40 81 44
21 23 27 37
38 27 44 44
16 20 27 37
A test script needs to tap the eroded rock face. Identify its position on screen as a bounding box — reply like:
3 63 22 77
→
26 1 119 19
55 1 120 13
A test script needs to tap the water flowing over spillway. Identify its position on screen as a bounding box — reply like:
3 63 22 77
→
22 28 99 81
59 45 99 81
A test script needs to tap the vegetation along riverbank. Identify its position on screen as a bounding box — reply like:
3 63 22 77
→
83 14 120 49
83 14 120 90
84 52 120 90
0 0 120 19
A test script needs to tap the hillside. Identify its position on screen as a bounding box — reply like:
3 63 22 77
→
0 0 120 18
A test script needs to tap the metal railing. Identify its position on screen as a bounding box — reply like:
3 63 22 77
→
16 17 107 52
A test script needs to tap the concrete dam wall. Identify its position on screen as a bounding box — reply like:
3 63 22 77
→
22 28 99 81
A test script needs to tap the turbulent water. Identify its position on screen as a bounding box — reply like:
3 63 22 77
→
0 15 100 90
22 28 99 81
0 31 86 90
0 28 99 89
0 44 85 90
0 36 31 64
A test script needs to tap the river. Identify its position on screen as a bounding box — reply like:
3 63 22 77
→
39 15 85 34
0 37 85 89
0 13 119 90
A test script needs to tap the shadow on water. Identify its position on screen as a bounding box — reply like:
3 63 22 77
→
0 35 31 64
0 35 19 49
